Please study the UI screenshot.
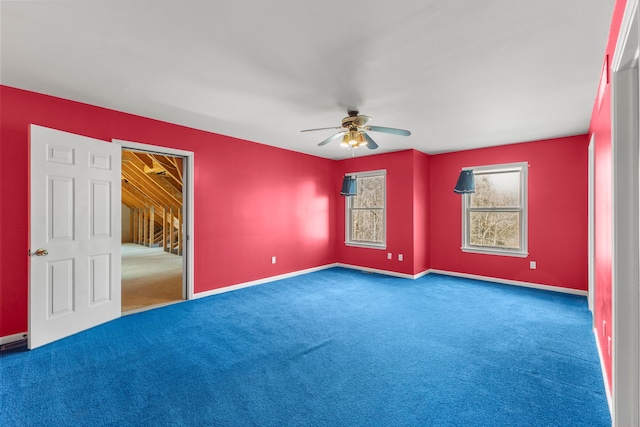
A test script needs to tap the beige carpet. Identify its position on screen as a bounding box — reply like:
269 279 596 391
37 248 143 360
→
121 243 183 313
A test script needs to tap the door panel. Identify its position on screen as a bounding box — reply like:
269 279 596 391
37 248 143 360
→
49 259 74 316
30 125 121 349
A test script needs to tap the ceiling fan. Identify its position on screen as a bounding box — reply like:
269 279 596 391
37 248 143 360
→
300 110 411 150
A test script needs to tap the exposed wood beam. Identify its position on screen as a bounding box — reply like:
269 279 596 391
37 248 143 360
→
151 154 183 189
124 150 183 196
122 163 181 208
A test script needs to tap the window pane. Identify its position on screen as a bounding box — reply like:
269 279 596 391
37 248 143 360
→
471 171 520 208
353 176 384 208
469 211 520 249
351 209 384 243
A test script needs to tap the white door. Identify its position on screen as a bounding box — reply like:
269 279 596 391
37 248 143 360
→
29 125 122 349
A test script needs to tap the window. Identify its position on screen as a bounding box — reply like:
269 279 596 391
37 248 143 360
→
345 170 386 249
462 163 528 257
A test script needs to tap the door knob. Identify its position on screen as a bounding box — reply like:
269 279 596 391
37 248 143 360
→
33 248 48 256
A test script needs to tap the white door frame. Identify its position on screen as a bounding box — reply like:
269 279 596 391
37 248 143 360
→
611 0 640 424
113 139 195 300
588 134 596 316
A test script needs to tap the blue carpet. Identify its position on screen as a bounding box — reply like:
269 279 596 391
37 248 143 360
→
0 268 610 426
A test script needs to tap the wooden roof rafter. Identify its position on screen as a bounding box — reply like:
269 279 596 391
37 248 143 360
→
149 154 183 186
121 160 181 208
125 151 183 194
121 149 184 231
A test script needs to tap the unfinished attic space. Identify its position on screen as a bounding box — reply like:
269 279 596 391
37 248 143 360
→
121 150 185 313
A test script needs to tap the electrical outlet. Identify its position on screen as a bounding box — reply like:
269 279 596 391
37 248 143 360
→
530 261 537 269
398 254 403 261
272 256 276 264
387 253 392 260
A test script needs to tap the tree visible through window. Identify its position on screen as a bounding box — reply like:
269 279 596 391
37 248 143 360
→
462 163 527 256
346 171 386 248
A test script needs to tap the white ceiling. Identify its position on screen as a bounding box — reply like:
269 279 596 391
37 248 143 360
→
1 0 615 160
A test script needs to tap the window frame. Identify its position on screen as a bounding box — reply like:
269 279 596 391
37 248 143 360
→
461 162 528 257
345 169 387 250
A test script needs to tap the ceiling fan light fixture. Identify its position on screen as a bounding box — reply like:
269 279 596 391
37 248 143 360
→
348 131 359 146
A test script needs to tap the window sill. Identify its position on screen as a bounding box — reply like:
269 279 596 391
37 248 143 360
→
461 247 528 258
345 242 387 250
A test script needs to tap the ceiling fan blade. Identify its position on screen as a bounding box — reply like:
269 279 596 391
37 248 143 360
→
301 126 342 133
363 133 378 150
354 115 372 127
318 131 345 146
366 125 411 136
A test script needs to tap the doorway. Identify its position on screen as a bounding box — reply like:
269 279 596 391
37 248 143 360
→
121 149 185 312
114 139 195 312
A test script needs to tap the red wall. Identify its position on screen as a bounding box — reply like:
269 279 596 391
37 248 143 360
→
0 86 337 337
334 150 430 276
413 151 431 274
588 0 629 392
430 136 589 290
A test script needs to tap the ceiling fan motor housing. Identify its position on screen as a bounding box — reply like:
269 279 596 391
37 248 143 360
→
342 117 357 128
342 110 360 128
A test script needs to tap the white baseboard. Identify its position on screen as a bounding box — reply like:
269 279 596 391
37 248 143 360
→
428 269 588 296
1 332 28 345
413 269 430 280
336 263 430 280
193 263 339 299
594 327 613 417
194 263 434 300
194 265 585 301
